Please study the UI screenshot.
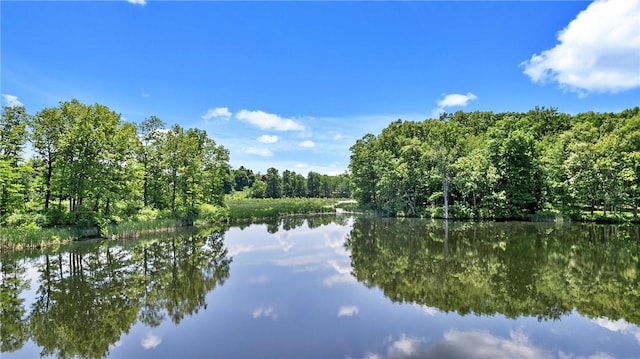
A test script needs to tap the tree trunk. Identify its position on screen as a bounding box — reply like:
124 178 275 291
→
44 161 53 210
143 163 149 207
443 175 449 220
171 170 177 214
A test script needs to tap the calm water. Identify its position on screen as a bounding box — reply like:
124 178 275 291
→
2 215 640 358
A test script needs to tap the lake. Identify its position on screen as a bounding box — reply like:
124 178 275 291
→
2 215 639 358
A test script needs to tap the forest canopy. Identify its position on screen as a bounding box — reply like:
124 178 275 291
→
349 106 640 219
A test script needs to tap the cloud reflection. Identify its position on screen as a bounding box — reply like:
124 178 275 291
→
416 304 440 316
325 230 349 256
365 331 553 359
323 259 356 286
592 317 640 344
272 231 295 252
227 243 280 257
141 333 162 349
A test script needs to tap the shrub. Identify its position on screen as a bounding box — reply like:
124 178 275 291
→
46 207 68 226
5 212 48 227
197 203 229 222
134 207 160 222
65 210 102 227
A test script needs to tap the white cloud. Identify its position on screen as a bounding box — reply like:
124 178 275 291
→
338 305 359 317
438 92 478 108
202 107 232 121
521 0 640 94
2 94 23 107
127 0 146 5
257 134 279 144
141 92 150 98
253 307 278 320
141 334 161 349
298 140 315 148
244 147 273 157
432 92 477 118
332 133 343 141
236 109 305 131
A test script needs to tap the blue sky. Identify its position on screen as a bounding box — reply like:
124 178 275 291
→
2 0 639 174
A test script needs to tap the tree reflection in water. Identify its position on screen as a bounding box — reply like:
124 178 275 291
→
1 227 231 359
346 218 640 324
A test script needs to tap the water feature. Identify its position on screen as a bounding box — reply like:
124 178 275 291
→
2 215 639 358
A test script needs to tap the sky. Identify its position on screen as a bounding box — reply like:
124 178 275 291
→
2 0 639 175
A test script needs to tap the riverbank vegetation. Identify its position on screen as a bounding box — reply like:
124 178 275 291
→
0 100 348 250
349 106 640 221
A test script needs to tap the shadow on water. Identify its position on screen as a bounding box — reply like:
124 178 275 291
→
346 218 640 324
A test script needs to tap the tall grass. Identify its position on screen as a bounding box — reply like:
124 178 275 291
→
225 197 342 219
2 198 349 252
0 226 82 252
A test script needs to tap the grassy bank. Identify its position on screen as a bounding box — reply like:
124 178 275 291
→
0 218 182 252
226 196 347 220
1 197 350 252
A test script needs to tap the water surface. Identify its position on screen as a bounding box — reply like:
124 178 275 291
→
2 216 639 358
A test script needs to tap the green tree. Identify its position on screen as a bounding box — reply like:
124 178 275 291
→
452 145 498 218
282 170 295 197
250 179 267 198
293 173 307 197
0 105 30 219
233 166 254 191
488 125 542 218
349 134 380 206
565 141 600 215
265 167 282 198
423 120 463 220
31 106 69 211
307 171 321 198
136 116 166 207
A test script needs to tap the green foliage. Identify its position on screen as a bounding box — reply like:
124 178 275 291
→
0 100 231 232
196 203 230 223
348 107 640 220
249 180 267 199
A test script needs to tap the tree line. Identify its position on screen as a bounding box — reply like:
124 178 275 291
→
0 100 350 228
349 106 640 219
0 100 230 227
227 166 350 199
